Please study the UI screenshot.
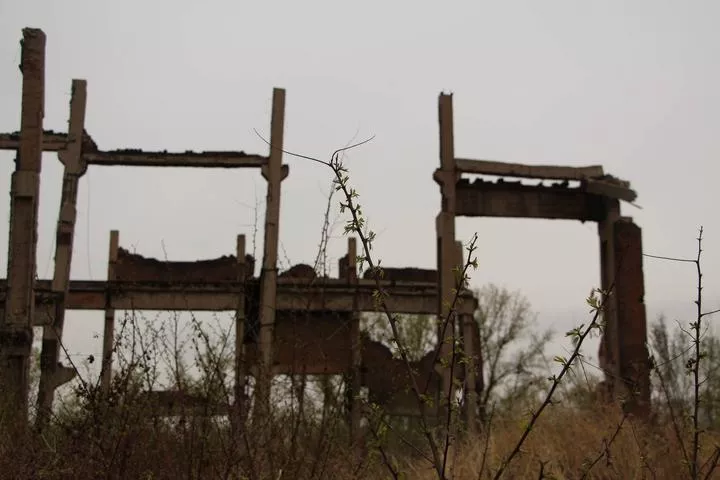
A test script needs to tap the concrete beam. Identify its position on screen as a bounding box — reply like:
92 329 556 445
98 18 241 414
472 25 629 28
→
586 177 637 203
0 130 67 151
456 178 606 221
0 134 279 171
455 158 604 180
84 150 268 168
0 279 476 318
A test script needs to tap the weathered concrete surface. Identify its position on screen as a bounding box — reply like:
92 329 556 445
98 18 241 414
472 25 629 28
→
613 218 650 417
456 177 607 221
84 149 267 168
435 93 460 418
1 28 45 422
101 231 119 393
245 310 352 375
438 91 648 422
597 199 622 407
455 158 604 180
0 279 476 318
461 313 483 430
36 79 87 428
256 88 286 422
0 130 68 151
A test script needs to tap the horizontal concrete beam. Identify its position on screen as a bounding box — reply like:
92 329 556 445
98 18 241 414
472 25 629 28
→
84 150 268 168
455 158 605 181
0 131 67 151
0 131 273 169
0 279 476 325
456 178 606 221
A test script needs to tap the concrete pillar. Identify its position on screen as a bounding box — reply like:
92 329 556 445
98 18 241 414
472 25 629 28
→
613 218 650 417
344 238 362 445
100 230 119 393
461 313 480 433
36 79 87 429
0 28 46 425
434 92 459 419
256 88 287 421
234 235 248 427
597 198 624 401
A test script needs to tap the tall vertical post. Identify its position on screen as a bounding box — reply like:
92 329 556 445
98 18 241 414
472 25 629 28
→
256 88 286 421
453 240 478 432
101 230 119 393
345 237 362 446
433 92 459 419
36 79 87 429
613 218 650 417
0 28 46 425
234 234 248 426
461 313 478 432
597 199 623 401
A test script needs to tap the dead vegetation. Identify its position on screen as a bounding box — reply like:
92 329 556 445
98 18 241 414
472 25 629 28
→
1 27 720 480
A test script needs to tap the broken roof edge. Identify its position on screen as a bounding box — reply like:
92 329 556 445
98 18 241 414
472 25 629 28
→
454 157 636 203
455 158 605 180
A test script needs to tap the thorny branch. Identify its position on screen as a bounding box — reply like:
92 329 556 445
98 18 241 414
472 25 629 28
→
491 286 611 480
644 227 716 480
254 130 479 479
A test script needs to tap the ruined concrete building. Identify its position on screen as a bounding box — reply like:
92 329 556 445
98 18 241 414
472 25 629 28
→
0 29 649 438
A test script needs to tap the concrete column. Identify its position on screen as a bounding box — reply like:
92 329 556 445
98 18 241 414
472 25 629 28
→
344 238 362 445
36 79 87 429
234 234 248 426
101 230 119 393
597 198 623 401
1 28 46 424
461 313 479 433
613 218 650 417
256 88 287 421
434 92 459 419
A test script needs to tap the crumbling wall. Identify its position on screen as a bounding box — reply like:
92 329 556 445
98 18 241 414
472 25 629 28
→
338 254 351 280
114 248 255 283
360 335 443 415
244 310 352 374
278 263 317 280
362 267 438 283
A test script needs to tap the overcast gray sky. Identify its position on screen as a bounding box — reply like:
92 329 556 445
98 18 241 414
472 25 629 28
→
1 1 719 372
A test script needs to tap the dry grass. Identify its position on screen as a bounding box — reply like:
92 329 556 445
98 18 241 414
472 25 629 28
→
0 396 717 480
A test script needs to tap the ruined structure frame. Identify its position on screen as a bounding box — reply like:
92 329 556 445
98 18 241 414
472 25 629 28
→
434 93 650 419
0 29 480 439
1 30 648 444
